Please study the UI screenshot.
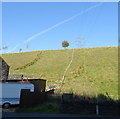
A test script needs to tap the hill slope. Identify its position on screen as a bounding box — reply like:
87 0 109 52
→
2 47 118 99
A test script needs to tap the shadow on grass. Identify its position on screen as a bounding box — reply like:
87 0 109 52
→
61 93 120 116
16 93 120 116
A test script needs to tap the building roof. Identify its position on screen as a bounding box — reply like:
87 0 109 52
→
0 78 46 82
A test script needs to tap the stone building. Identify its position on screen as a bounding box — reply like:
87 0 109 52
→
0 56 9 80
0 56 46 92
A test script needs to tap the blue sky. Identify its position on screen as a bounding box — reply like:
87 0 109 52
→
2 2 118 53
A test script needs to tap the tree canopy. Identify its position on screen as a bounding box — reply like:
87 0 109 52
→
62 41 69 48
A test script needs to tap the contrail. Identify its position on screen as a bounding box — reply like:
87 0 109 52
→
25 2 103 43
7 2 103 53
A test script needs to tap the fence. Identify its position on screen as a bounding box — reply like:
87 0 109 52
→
20 89 47 108
20 89 54 108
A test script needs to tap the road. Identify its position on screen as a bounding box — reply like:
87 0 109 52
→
0 108 120 119
1 112 120 119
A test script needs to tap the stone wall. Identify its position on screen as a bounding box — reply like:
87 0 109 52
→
0 56 9 80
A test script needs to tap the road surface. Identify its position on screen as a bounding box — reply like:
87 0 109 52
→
1 112 120 119
0 107 120 119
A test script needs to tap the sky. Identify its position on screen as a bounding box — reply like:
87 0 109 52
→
1 2 118 53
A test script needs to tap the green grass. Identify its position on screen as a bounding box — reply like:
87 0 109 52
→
16 101 60 113
2 46 118 100
16 96 61 113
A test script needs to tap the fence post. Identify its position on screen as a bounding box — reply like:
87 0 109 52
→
96 104 99 116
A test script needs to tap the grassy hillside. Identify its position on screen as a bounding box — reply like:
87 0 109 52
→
2 47 118 100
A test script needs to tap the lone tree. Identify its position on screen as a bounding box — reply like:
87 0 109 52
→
62 41 69 48
2 46 8 50
1 46 8 54
19 48 22 53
